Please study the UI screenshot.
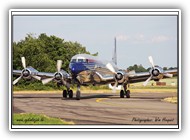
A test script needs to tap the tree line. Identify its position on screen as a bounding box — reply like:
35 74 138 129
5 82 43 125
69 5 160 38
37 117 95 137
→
13 33 98 72
127 64 177 72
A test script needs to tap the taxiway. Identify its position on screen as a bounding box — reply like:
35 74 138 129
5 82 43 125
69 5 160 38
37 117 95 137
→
13 92 178 124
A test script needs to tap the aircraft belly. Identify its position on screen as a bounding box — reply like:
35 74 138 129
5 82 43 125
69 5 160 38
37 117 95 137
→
77 70 101 84
76 68 114 85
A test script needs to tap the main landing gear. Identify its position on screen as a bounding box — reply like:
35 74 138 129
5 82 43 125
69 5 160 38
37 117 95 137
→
62 85 81 100
120 84 130 98
63 89 73 98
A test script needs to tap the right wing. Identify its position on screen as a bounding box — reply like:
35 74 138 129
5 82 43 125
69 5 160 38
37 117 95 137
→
13 58 71 87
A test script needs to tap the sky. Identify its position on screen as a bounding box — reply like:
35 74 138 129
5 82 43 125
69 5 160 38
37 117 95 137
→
13 14 178 69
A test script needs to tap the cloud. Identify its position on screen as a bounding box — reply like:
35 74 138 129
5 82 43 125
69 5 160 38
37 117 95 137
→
116 33 145 43
116 34 175 44
116 35 130 41
150 35 173 43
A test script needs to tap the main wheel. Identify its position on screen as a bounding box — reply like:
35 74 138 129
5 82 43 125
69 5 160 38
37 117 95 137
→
68 90 73 98
76 90 81 100
63 90 67 98
120 90 124 98
126 90 130 98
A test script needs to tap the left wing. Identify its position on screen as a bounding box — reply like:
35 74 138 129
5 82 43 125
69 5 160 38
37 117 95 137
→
105 56 178 87
128 68 177 84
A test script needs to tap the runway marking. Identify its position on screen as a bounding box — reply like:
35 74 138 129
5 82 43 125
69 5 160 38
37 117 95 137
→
96 98 106 102
95 98 124 107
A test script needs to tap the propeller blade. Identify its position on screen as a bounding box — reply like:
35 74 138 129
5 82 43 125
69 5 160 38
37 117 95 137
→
163 73 173 78
13 76 22 85
57 60 62 72
143 76 152 86
32 75 41 81
42 77 54 85
148 56 155 68
112 81 118 93
21 57 26 69
61 79 70 88
106 63 116 74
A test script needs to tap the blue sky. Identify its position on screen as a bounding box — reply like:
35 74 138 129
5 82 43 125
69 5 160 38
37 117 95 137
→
13 15 178 69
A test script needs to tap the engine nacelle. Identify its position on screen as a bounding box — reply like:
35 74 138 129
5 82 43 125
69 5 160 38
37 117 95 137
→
115 71 125 84
149 66 164 80
21 66 38 79
54 70 70 83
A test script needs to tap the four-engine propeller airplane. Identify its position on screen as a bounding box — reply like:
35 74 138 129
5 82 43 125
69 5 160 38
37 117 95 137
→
13 40 177 100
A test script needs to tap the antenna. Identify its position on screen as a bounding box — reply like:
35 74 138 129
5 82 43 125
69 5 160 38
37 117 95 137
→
112 37 117 65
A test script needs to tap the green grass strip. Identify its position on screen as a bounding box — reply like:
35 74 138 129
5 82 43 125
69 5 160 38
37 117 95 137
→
13 113 74 125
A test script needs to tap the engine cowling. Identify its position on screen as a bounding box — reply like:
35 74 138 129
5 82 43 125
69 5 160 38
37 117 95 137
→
149 66 164 80
115 71 125 84
21 66 39 79
22 69 31 79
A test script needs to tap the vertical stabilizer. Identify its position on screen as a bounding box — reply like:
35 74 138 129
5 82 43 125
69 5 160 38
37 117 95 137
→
112 37 117 65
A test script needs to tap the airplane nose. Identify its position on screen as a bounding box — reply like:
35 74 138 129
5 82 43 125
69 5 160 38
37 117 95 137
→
69 64 77 74
71 67 75 72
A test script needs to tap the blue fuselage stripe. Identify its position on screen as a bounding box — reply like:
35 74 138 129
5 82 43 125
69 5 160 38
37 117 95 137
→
69 62 99 75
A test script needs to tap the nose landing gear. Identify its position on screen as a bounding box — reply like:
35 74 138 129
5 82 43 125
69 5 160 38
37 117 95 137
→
63 89 73 99
62 85 80 100
120 84 130 98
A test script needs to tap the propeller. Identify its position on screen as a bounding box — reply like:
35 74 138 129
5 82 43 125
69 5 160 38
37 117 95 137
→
106 63 116 74
13 57 41 85
163 73 173 78
143 56 154 86
143 56 173 86
106 62 118 92
148 56 155 68
143 75 152 86
42 60 69 88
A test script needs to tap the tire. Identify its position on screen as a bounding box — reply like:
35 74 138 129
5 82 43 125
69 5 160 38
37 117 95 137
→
120 90 124 98
76 90 81 100
68 90 73 98
63 90 67 98
126 90 130 98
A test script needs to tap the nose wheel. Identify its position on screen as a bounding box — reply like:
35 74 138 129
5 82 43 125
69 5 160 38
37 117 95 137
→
63 89 73 98
62 85 81 100
120 90 130 98
120 84 130 98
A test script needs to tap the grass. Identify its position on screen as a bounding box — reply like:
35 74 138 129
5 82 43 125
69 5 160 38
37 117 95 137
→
13 113 74 125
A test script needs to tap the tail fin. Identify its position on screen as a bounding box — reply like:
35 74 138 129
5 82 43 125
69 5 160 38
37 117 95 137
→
112 37 117 65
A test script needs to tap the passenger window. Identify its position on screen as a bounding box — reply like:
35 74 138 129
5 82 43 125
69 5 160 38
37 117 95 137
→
78 59 83 62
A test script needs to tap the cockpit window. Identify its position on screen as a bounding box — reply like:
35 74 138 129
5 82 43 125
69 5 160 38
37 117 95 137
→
71 58 88 63
78 59 84 62
71 59 76 62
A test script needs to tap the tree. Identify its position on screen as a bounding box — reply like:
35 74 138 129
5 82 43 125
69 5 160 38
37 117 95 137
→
13 33 96 73
127 64 147 72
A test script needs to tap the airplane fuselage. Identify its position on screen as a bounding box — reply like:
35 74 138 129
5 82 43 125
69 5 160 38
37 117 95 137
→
68 54 116 85
69 54 106 74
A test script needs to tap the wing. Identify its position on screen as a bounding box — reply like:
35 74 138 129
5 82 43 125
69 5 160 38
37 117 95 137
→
105 56 178 86
13 70 22 76
36 72 55 79
128 69 177 84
